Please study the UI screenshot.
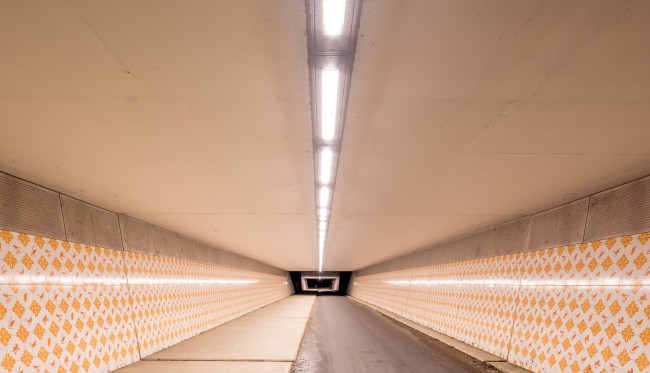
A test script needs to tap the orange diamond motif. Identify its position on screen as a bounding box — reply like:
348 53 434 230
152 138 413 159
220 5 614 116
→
587 258 598 272
33 323 45 339
591 322 602 336
29 300 41 316
617 255 629 270
66 341 76 355
621 325 634 342
16 325 29 343
12 301 25 318
587 343 597 358
0 328 10 346
37 255 48 270
637 353 649 371
618 350 631 366
574 340 583 354
639 232 650 244
577 320 587 333
34 236 44 248
21 254 34 269
566 318 575 330
619 235 632 247
63 320 72 334
634 253 647 270
626 301 639 317
20 350 33 367
18 233 29 246
52 257 62 270
3 252 17 269
37 346 49 362
640 327 650 345
52 344 63 358
609 300 621 316
0 230 13 244
601 256 613 271
83 358 91 371
49 321 59 336
605 324 617 339
1 354 16 371
45 299 56 314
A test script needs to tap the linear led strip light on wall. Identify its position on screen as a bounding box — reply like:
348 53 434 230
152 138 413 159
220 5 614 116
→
307 0 362 272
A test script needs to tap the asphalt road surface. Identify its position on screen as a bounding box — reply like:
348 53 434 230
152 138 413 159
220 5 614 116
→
292 296 500 373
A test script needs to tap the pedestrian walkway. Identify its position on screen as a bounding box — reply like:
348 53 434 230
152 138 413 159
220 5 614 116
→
116 295 316 373
292 296 497 373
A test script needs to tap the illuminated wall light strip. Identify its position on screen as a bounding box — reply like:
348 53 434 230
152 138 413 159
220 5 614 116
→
382 277 649 287
323 0 346 35
321 69 340 141
0 275 260 286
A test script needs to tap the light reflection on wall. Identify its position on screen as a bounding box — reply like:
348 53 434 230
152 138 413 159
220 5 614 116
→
384 277 649 287
351 232 650 373
0 275 259 286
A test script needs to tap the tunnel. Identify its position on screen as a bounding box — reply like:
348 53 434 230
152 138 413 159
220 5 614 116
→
0 1 649 372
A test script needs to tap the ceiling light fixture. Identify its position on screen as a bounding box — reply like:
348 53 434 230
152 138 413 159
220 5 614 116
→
323 0 346 35
319 148 334 184
318 186 331 208
308 0 362 272
318 221 328 231
321 69 340 141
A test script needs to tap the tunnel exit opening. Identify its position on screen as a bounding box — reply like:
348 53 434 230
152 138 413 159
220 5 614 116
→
289 271 352 295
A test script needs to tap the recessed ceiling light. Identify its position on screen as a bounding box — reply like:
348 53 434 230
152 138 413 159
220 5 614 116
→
321 69 339 141
319 148 334 184
323 0 346 36
318 186 331 208
317 208 330 219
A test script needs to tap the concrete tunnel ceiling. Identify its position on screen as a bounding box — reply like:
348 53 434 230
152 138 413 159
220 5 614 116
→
1 0 650 272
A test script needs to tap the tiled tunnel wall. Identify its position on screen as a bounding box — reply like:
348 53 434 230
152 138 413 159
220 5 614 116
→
0 172 291 372
350 176 650 373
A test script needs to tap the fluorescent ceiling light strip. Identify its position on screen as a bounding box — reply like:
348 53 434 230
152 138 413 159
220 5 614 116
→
319 148 334 184
323 0 346 35
319 221 328 231
321 69 339 141
318 186 331 207
317 208 329 218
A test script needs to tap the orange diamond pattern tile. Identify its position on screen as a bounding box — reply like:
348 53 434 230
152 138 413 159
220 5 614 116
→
352 233 650 373
0 230 290 372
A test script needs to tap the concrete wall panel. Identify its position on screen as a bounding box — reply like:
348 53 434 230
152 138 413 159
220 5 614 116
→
60 195 122 250
526 198 589 251
0 172 66 240
119 214 156 254
584 176 650 241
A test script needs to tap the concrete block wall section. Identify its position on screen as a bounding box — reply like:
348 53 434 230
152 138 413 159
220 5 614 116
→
0 171 292 372
0 171 286 276
351 176 650 373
